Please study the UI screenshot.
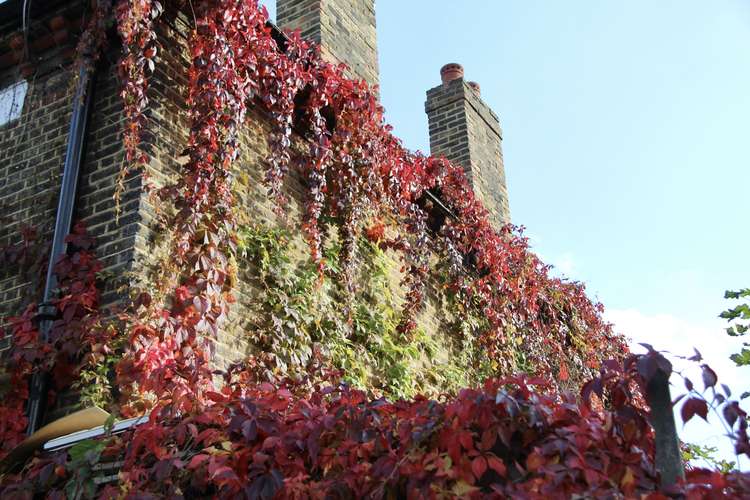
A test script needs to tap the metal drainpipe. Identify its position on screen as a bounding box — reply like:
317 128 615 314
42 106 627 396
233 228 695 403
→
26 64 96 436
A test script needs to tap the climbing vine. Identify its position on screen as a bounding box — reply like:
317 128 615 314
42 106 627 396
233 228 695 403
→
114 0 162 213
116 0 277 412
5 0 748 497
104 0 627 399
722 288 750 367
0 223 110 462
0 0 624 450
236 221 476 399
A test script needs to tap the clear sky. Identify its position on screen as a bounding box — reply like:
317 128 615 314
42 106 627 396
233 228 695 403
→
262 0 750 466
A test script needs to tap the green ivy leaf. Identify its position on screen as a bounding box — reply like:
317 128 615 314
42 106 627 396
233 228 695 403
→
68 439 105 466
729 348 750 367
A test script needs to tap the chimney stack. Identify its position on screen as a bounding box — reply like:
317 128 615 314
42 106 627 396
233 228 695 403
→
425 64 510 225
276 0 379 89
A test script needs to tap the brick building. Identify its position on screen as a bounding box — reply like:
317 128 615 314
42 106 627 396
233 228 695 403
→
0 0 510 427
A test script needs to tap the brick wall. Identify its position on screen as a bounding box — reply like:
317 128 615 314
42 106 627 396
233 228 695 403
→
22 14 454 387
0 59 153 320
0 69 73 328
0 0 84 331
425 76 511 225
0 2 152 418
0 5 483 421
129 19 459 373
277 0 379 88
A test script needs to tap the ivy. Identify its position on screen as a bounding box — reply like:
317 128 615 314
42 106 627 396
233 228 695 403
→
5 358 750 497
114 0 162 214
103 0 629 395
0 223 111 462
61 438 109 499
116 0 277 411
238 224 319 376
3 1 749 496
237 222 470 400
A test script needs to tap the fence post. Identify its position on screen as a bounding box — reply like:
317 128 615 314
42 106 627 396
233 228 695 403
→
645 367 685 487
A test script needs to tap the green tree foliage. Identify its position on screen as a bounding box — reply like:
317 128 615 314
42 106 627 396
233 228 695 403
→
682 442 736 474
721 288 750 367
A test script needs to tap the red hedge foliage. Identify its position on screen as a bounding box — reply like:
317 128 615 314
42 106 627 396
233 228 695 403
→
0 223 106 462
3 364 749 498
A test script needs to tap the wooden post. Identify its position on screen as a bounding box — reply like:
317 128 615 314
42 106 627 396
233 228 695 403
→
645 367 685 487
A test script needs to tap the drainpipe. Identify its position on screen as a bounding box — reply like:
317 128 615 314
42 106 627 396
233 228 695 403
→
26 64 96 436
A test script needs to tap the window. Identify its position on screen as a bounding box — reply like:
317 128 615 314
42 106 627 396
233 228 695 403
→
0 80 29 126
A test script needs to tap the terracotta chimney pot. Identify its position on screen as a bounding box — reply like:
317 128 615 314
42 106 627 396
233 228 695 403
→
440 63 464 85
467 81 481 95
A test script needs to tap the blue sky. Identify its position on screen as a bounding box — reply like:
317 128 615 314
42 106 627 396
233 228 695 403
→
262 1 750 465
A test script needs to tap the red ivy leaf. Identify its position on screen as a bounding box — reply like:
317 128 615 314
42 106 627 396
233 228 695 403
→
684 377 693 392
701 365 718 390
723 402 740 428
459 431 473 451
471 456 487 480
681 397 709 424
188 454 210 470
721 384 731 398
581 377 603 407
559 363 569 382
487 456 506 477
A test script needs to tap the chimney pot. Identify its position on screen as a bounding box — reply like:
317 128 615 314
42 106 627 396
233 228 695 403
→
440 63 464 84
467 81 481 95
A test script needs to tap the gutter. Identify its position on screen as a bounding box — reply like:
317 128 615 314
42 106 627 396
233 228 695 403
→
26 62 96 436
0 406 148 474
44 414 147 452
